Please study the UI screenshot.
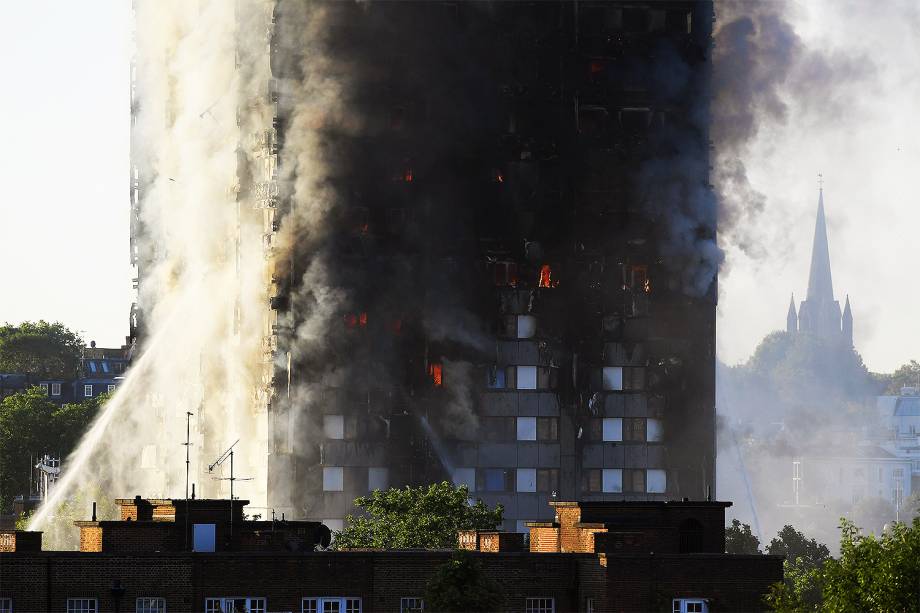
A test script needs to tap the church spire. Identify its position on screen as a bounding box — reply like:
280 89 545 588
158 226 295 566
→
842 294 853 347
787 293 797 334
806 187 835 304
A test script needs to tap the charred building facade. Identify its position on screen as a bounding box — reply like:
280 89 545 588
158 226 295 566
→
264 1 717 531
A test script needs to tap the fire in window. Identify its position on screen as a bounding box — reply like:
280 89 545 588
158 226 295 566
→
538 264 558 288
343 312 368 329
492 168 505 183
429 362 443 387
393 160 413 183
626 265 650 293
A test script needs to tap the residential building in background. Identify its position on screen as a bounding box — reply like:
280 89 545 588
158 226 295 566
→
0 496 781 612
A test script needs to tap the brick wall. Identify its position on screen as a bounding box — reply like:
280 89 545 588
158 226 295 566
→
78 526 103 553
529 526 560 552
0 531 41 552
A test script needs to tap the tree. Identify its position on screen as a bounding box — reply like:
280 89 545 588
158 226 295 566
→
877 359 920 395
424 551 504 612
725 519 761 554
766 525 830 569
0 389 107 512
0 321 84 380
333 481 503 550
766 518 920 612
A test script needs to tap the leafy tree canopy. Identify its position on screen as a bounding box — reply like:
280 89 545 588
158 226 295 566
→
875 359 920 395
768 518 920 612
0 389 107 512
725 519 761 554
765 525 831 569
0 321 83 379
333 481 503 550
424 551 504 612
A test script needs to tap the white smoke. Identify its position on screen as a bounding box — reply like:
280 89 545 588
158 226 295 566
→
31 0 277 547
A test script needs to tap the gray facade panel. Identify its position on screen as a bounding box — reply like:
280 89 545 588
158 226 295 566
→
604 393 626 416
647 445 665 467
602 444 625 467
582 444 605 468
538 393 560 416
624 445 648 468
480 392 517 416
322 442 387 466
625 393 648 416
478 443 518 466
519 393 539 415
537 444 561 467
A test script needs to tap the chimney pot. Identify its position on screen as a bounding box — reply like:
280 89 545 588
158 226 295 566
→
92 501 97 522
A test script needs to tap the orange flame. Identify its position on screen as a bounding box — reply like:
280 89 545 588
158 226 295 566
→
343 313 357 328
403 168 413 183
429 363 443 387
539 264 552 288
359 312 368 327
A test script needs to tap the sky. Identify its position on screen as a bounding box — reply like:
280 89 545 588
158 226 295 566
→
0 1 917 372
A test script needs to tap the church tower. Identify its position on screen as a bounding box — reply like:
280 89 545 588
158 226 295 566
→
786 294 798 334
789 185 852 346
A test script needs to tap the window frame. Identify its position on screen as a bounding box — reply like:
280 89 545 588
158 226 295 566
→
40 382 49 395
672 598 708 613
84 384 93 398
66 599 98 613
51 382 61 396
0 597 12 613
136 597 166 613
204 597 267 613
302 597 362 613
525 597 555 613
400 597 424 613
322 466 345 492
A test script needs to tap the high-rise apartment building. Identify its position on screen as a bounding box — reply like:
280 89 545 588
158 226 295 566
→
264 1 717 531
128 1 715 532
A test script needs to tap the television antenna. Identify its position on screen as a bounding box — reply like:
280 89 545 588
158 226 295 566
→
208 439 252 540
182 411 194 551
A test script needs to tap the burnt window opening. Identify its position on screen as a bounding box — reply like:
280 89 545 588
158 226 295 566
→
386 208 407 233
537 417 558 441
486 365 507 389
390 106 406 130
483 417 516 442
347 207 370 235
492 261 519 287
666 9 692 35
390 318 403 335
626 264 650 293
679 518 705 553
577 106 609 137
393 160 414 183
620 108 651 136
622 8 649 33
492 168 505 183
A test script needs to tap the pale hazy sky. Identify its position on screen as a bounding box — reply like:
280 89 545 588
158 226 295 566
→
0 1 916 372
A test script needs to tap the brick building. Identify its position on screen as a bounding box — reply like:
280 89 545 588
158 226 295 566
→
0 497 781 612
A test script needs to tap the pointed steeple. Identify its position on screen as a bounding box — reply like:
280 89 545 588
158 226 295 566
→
842 294 853 347
806 188 835 304
787 293 798 334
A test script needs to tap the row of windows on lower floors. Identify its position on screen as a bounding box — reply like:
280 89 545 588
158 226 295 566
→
20 596 570 613
322 415 663 443
7 596 709 613
320 466 666 494
38 382 116 397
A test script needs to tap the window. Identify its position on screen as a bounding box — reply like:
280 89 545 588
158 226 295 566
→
517 315 537 339
302 598 361 613
624 469 646 493
400 598 424 613
586 598 595 613
51 382 61 396
452 467 476 491
88 361 97 373
536 468 559 493
624 418 647 442
602 468 623 493
368 467 389 491
67 600 98 613
323 467 344 492
526 598 555 613
517 366 537 390
537 417 558 441
480 468 512 492
107 384 116 394
323 518 344 534
193 523 216 552
647 469 667 493
482 417 516 442
40 382 49 395
517 417 537 441
136 597 166 613
602 367 623 391
486 366 506 389
647 418 663 442
584 469 602 493
324 415 345 439
101 361 110 373
602 418 622 442
205 598 266 613
84 384 93 398
0 598 11 613
517 468 537 492
673 599 708 613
